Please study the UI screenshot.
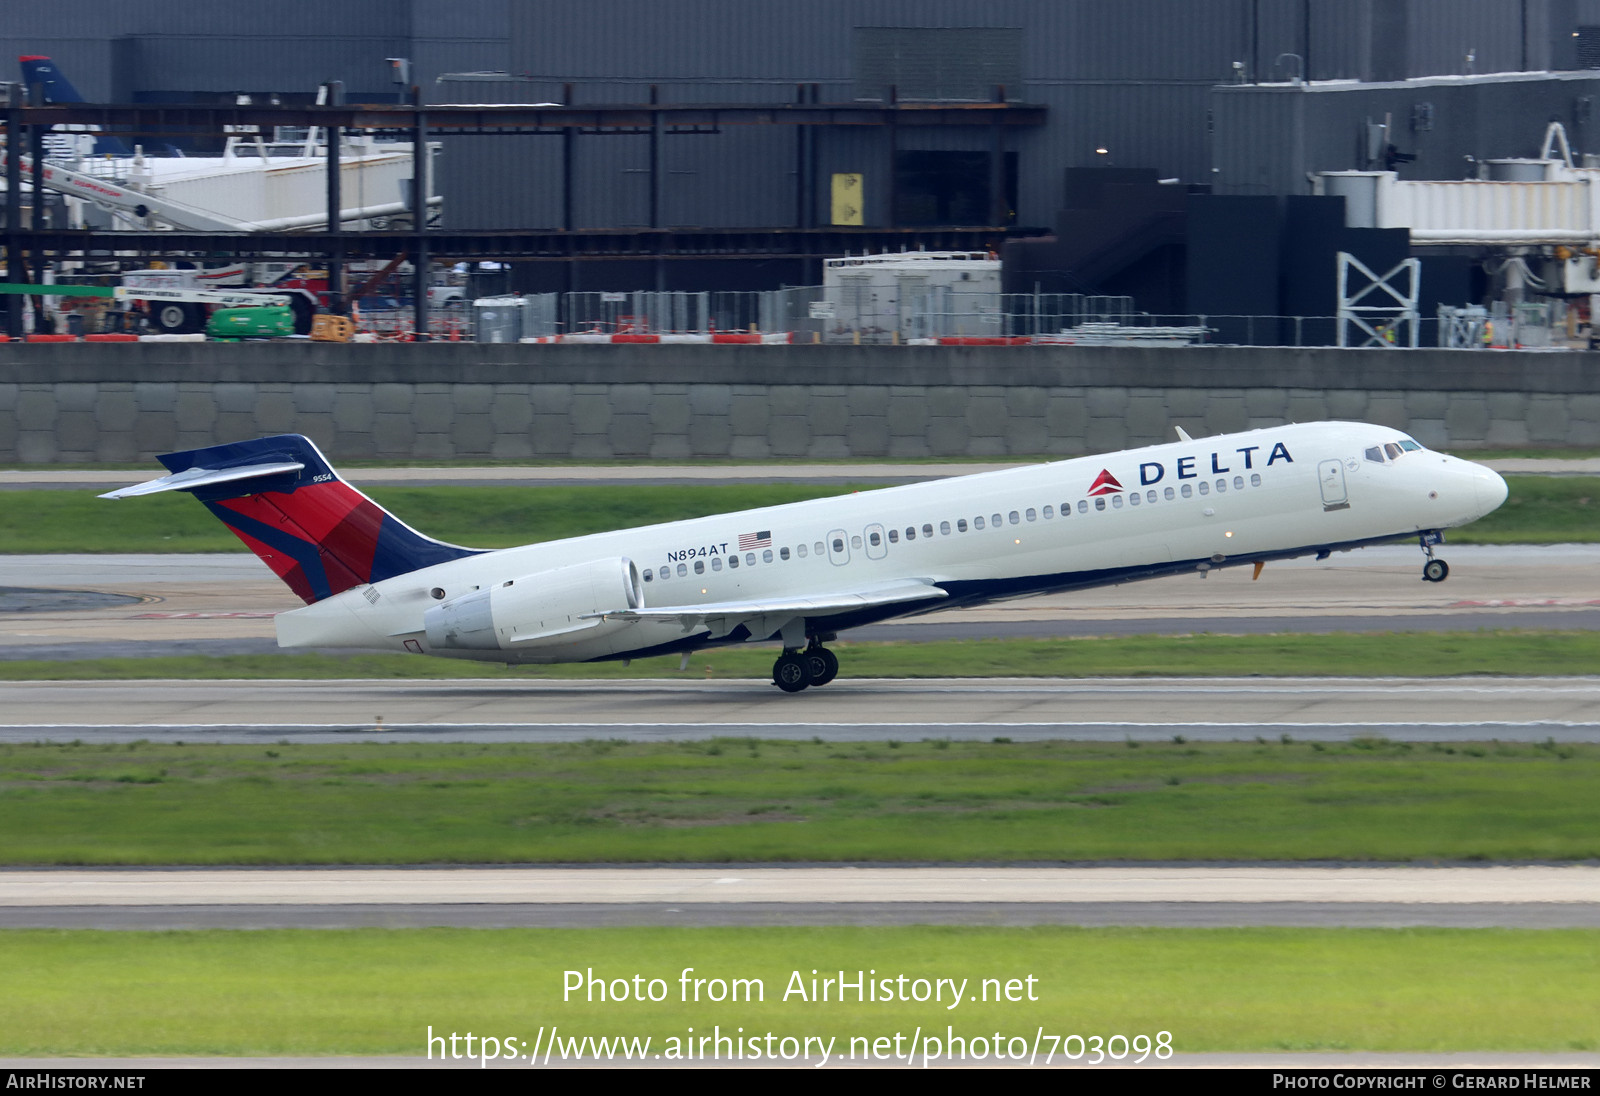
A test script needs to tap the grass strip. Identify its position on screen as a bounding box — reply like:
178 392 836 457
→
4 630 1599 681
1 738 1596 864
0 484 854 554
1 476 1594 553
2 927 1596 1055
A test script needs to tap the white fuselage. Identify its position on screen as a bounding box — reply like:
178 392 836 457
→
275 421 1508 663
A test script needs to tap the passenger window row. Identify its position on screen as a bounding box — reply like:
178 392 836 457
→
646 539 830 583
646 469 1271 583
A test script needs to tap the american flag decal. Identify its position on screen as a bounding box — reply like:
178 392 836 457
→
739 530 772 550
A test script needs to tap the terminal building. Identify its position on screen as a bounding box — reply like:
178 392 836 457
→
6 1 1600 335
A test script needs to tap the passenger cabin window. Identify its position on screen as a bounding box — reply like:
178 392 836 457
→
644 570 653 582
779 547 790 560
1129 492 1141 506
1147 490 1157 503
851 535 862 549
1233 476 1244 490
745 552 756 566
831 538 844 554
1043 506 1054 519
1077 500 1088 514
1008 511 1020 525
922 523 934 538
1180 485 1192 498
1024 508 1036 522
940 521 951 535
729 555 740 569
974 516 985 530
888 528 900 543
1163 487 1174 500
905 527 916 541
659 566 670 581
763 549 774 563
1094 497 1106 511
677 563 688 577
957 518 968 532
815 541 825 555
1250 473 1261 486
1111 494 1123 508
711 556 722 571
797 544 808 558
991 513 1002 527
694 560 705 574
869 531 882 547
1215 479 1226 493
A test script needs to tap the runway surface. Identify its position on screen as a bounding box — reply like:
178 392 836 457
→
4 866 1597 929
3 676 1597 743
4 544 1599 661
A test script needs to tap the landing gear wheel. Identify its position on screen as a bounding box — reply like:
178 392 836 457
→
804 646 839 686
773 651 810 692
1422 559 1449 583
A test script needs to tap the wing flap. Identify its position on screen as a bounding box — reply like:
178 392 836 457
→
587 579 947 626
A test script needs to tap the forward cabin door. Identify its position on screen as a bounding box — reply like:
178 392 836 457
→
1318 459 1350 511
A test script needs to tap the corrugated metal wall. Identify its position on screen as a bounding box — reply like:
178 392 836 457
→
1 1 1591 243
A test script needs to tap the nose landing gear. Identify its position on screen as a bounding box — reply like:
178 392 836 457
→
1419 531 1449 582
772 636 840 692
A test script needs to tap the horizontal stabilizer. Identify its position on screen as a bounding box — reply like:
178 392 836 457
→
99 461 306 499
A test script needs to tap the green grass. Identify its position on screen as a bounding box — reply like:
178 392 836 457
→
2 927 1596 1055
1456 475 1600 543
2 738 1597 864
2 476 1596 552
0 484 859 553
4 630 1598 681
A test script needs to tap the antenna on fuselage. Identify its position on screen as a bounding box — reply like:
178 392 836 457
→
1174 426 1193 442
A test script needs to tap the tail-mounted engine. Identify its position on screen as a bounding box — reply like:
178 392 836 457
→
423 557 644 651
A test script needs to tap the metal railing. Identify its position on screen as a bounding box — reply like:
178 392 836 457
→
376 285 1537 348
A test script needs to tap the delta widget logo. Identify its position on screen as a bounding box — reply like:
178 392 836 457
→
1087 469 1123 496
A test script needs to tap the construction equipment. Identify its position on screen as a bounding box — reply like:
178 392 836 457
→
206 304 296 340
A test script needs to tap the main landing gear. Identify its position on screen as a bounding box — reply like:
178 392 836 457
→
772 637 840 693
1419 531 1450 583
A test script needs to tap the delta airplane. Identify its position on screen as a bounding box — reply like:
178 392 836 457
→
104 422 1509 692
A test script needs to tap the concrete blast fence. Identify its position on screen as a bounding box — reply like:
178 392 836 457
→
1 342 1597 464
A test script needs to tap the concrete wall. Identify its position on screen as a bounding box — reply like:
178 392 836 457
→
3 343 1598 464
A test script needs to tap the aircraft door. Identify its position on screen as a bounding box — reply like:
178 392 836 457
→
1318 459 1350 511
863 523 887 560
827 528 851 566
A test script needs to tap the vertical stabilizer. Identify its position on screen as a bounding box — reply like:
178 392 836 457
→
103 435 481 603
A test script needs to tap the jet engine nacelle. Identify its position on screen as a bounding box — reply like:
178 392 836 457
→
423 557 644 651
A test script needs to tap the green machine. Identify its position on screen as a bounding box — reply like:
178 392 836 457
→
205 303 295 340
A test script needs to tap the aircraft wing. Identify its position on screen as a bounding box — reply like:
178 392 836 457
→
587 579 948 637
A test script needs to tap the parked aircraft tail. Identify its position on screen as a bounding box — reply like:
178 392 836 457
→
19 55 133 155
101 435 480 604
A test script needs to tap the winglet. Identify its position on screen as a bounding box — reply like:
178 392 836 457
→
1174 426 1193 442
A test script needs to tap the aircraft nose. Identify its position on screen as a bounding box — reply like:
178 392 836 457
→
1474 467 1509 515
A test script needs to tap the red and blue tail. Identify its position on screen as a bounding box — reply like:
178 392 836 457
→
103 435 480 604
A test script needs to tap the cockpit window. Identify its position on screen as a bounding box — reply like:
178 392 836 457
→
1398 439 1422 452
1384 442 1402 460
1365 446 1385 463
